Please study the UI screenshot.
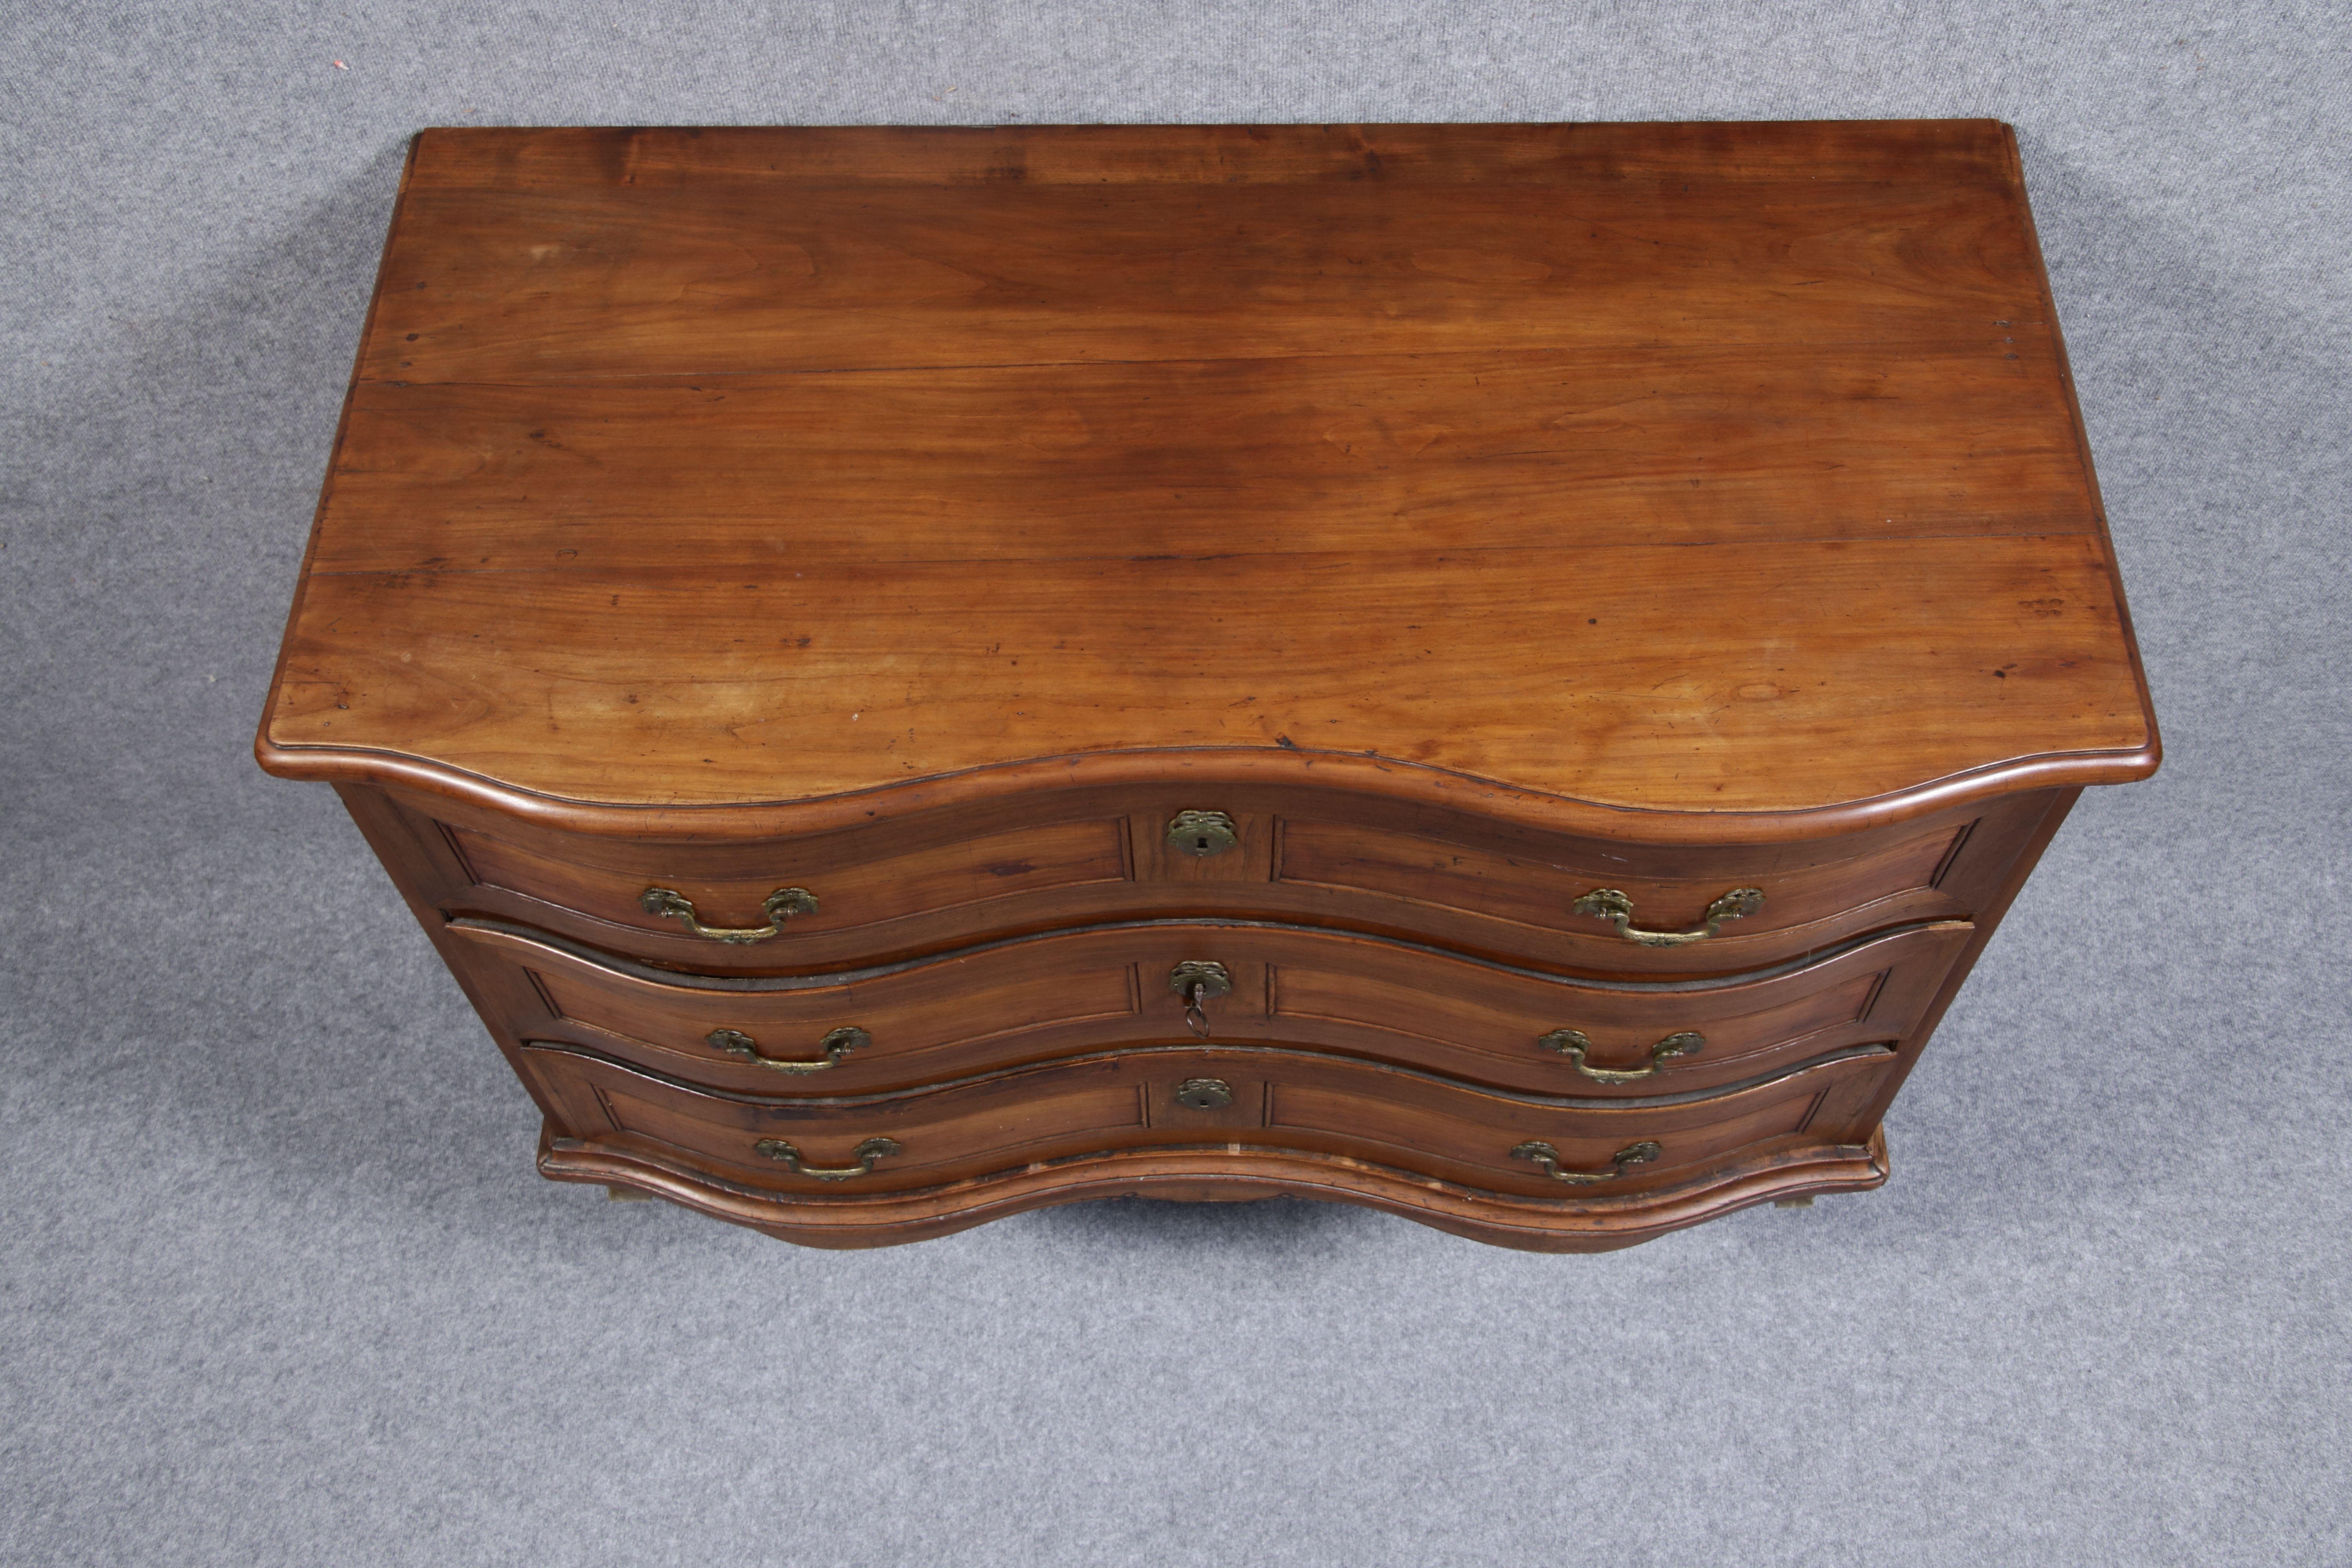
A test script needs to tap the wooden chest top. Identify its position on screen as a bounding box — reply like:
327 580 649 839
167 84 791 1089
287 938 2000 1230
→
260 121 2158 828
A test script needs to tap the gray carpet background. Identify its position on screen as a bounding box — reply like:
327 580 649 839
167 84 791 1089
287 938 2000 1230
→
3 5 2347 1564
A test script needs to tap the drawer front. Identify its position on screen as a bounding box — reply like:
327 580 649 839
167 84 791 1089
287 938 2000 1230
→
1271 810 1973 975
356 783 2049 978
519 1042 1894 1200
446 811 1132 958
454 917 1153 1091
1260 919 1967 1094
457 918 1965 1097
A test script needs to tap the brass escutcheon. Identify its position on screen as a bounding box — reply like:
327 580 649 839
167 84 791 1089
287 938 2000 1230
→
1510 1139 1662 1185
706 1025 870 1073
753 1136 900 1180
1537 1028 1704 1083
1570 887 1763 947
639 885 818 944
1174 1078 1236 1111
1168 960 1234 1002
1166 809 1240 858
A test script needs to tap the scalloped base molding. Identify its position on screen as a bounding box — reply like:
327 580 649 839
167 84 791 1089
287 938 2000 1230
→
540 1125 1891 1253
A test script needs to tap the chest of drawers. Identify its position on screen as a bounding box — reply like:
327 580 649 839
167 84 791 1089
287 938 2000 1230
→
258 120 2158 1250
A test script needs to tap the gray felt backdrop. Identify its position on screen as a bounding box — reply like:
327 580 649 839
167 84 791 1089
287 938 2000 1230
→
3 4 2347 1565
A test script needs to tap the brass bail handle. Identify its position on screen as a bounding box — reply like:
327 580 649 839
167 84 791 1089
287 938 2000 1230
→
1169 960 1233 1041
1511 1139 1662 1185
1571 887 1763 947
638 885 818 944
707 1025 869 1074
1537 1029 1704 1084
753 1136 899 1180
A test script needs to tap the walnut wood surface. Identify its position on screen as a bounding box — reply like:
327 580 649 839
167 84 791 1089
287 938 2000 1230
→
259 120 2157 829
314 346 2091 572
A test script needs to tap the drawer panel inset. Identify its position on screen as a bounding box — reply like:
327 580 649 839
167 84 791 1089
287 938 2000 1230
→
1261 1048 1889 1193
538 947 1137 1079
443 813 1131 965
1260 918 1966 1094
568 1057 1146 1194
450 917 1149 1093
1276 814 1966 956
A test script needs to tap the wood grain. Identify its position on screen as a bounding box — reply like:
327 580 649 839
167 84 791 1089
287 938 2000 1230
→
359 179 2045 381
269 535 2149 813
263 120 2156 826
367 121 2048 382
312 341 2094 576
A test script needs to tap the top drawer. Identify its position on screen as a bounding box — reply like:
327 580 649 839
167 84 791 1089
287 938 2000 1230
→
346 781 2057 977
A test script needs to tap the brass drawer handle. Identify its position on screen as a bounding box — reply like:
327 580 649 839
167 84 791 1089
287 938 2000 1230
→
1537 1029 1704 1083
753 1136 899 1180
1511 1139 1661 1184
638 885 818 944
1571 887 1762 947
707 1025 869 1073
1169 960 1233 1040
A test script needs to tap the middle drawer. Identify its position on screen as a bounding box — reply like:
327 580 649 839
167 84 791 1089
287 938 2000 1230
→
447 917 1970 1098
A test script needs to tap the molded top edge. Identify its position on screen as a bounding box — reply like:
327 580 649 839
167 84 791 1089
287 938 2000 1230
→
256 735 2156 846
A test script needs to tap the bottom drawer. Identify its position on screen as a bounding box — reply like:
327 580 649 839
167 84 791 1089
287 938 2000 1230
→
519 1040 1893 1201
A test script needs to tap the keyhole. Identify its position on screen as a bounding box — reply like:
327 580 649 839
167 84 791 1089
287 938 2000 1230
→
1194 835 1210 851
